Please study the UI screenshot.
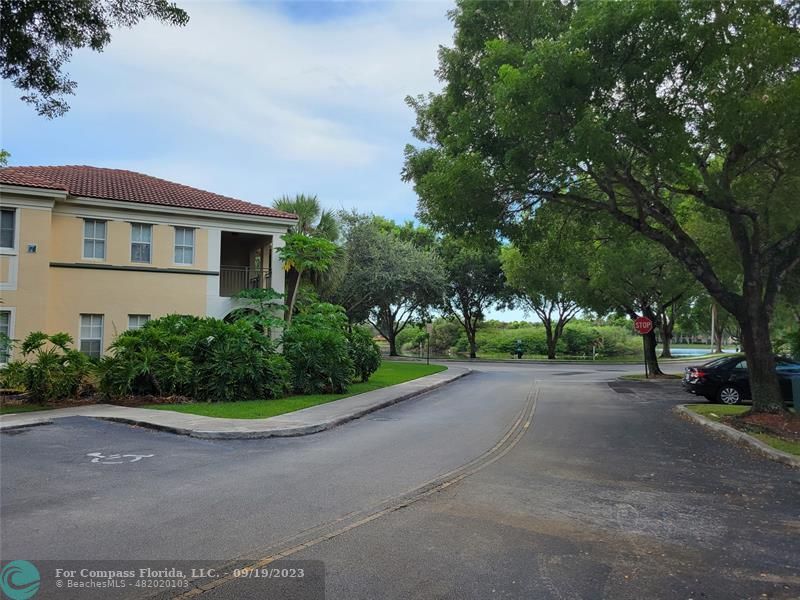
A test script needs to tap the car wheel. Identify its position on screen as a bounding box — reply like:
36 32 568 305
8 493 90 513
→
717 385 742 405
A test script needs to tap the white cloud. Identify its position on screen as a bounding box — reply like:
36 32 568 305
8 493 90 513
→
70 0 452 167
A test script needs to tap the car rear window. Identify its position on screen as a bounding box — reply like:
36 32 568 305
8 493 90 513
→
702 356 738 368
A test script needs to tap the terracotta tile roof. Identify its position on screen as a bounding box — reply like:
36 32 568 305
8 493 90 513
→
0 165 297 220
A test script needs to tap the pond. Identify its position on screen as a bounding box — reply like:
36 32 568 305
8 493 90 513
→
660 347 736 357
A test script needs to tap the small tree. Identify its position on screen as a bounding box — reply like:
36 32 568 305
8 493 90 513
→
501 246 582 360
438 237 507 359
364 227 445 356
325 215 445 355
500 206 591 360
278 233 337 323
583 224 697 375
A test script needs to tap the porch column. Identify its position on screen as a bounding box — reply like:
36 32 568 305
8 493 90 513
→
270 234 286 339
270 235 286 297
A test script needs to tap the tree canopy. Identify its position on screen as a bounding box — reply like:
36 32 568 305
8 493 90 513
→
500 205 591 360
438 236 507 358
405 0 800 411
278 233 337 323
1 0 189 117
325 214 445 356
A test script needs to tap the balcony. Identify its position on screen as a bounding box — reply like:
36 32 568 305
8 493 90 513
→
219 231 274 297
219 266 271 297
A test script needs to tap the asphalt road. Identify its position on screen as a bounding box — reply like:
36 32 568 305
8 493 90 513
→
1 361 798 600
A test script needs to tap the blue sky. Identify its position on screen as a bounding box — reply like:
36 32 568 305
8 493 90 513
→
1 0 451 223
0 0 527 321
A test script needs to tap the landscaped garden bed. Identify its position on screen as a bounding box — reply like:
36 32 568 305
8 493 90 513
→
0 300 447 420
685 404 800 456
145 361 445 419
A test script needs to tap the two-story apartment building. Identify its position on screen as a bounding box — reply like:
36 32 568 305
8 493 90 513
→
0 166 297 361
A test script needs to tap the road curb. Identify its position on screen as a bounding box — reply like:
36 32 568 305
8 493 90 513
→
102 368 474 439
674 404 799 469
1 367 473 440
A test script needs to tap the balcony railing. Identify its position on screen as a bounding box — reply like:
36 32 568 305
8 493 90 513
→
219 266 271 297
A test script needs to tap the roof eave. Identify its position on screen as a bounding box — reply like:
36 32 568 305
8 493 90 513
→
0 183 68 200
65 195 298 227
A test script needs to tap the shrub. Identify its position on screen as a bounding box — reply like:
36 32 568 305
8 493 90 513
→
282 303 354 394
474 326 548 355
348 326 381 382
99 315 290 402
396 325 425 354
191 319 288 402
228 287 286 334
1 332 92 403
430 319 462 354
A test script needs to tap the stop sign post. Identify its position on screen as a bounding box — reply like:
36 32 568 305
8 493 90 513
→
634 316 653 335
634 316 654 378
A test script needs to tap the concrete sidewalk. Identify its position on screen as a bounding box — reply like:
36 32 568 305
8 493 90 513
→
0 366 471 439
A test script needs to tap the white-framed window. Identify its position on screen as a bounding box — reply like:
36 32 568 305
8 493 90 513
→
0 309 12 363
174 227 194 265
128 314 150 330
131 223 152 263
79 314 104 358
0 208 15 249
83 219 106 259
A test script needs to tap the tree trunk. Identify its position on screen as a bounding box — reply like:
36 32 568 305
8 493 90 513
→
283 268 299 323
285 269 302 324
642 330 664 376
544 320 556 359
387 333 398 357
468 336 477 359
710 301 724 353
659 330 672 358
713 321 724 353
658 310 674 358
739 297 784 413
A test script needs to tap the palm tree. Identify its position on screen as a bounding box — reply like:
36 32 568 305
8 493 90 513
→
272 194 341 318
273 194 339 242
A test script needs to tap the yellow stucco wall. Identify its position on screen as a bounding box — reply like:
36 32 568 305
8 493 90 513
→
46 213 211 353
50 214 208 270
0 207 53 354
47 268 207 351
2 206 212 358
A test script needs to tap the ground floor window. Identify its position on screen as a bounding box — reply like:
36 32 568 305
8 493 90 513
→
128 314 150 330
0 310 11 363
79 314 104 357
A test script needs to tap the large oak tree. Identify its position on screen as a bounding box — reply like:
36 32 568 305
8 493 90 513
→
405 0 800 412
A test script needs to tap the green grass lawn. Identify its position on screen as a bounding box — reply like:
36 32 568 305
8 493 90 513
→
685 404 800 456
146 361 446 419
619 373 681 381
0 403 58 415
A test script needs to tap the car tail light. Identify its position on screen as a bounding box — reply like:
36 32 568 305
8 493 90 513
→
693 369 707 380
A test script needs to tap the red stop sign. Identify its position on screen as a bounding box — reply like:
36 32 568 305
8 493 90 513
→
634 316 653 335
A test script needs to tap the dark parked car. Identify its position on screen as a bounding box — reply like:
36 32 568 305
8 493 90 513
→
682 354 800 405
